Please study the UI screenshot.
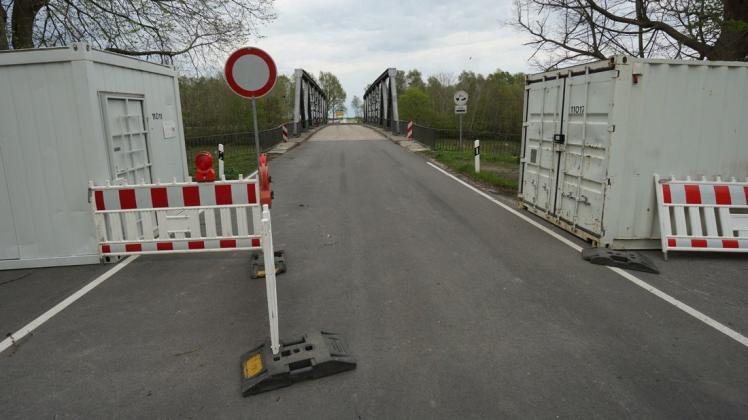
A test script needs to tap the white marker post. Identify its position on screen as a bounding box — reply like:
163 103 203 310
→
474 139 480 173
224 47 279 354
217 143 225 179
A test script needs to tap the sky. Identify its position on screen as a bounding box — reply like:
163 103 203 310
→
252 0 536 116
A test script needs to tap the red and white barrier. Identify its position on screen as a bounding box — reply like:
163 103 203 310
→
89 176 263 256
407 120 413 140
282 124 288 142
90 170 280 354
654 174 748 258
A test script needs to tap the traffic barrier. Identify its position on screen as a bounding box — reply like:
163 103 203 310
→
654 174 748 259
89 175 262 256
407 120 413 140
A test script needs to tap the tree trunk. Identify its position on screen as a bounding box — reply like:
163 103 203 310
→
709 0 748 60
11 0 46 49
0 5 9 50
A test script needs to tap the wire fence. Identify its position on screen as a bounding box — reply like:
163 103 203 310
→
184 122 290 179
375 120 521 156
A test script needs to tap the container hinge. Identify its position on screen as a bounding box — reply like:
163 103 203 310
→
607 125 616 133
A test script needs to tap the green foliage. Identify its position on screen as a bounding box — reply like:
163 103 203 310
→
405 69 426 90
179 74 293 137
431 150 518 191
319 71 347 117
185 144 257 180
398 88 435 124
396 68 525 134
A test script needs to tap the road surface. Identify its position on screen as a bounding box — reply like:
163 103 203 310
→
1 124 746 418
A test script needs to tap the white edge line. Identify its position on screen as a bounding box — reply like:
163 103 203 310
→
0 255 140 354
426 161 748 348
426 162 584 252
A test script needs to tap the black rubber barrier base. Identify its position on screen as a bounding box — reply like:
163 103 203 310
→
250 250 287 279
240 331 357 397
582 248 659 274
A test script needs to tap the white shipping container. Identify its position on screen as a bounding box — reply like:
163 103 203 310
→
518 55 748 249
0 43 188 269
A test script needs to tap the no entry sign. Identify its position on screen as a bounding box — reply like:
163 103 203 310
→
224 47 277 98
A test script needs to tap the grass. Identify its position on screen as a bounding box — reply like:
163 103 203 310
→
430 149 520 192
186 146 257 180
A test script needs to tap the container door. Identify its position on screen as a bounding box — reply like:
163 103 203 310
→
554 70 615 235
101 95 152 184
521 75 567 213
0 146 20 260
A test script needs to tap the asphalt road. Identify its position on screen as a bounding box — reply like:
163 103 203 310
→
1 124 746 418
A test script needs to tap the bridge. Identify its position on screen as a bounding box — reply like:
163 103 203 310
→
1 67 747 419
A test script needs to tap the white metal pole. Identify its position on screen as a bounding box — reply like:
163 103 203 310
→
261 204 280 354
251 98 261 171
218 143 224 179
459 114 463 149
474 139 480 173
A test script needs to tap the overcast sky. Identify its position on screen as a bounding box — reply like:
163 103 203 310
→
253 0 535 116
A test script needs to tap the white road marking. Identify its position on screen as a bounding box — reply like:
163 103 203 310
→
0 256 139 354
426 163 583 252
427 162 748 348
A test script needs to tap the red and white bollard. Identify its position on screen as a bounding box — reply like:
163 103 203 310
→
282 124 288 142
407 120 414 140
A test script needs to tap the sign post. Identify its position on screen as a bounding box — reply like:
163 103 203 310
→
454 90 468 148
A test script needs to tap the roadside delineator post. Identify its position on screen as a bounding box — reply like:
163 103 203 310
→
217 143 225 179
224 47 356 397
407 120 413 140
474 139 480 173
282 124 288 142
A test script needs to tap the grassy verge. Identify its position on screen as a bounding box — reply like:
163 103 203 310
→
186 146 257 180
430 149 519 192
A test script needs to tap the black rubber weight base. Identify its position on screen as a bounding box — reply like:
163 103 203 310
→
250 250 287 279
581 248 659 274
240 331 357 397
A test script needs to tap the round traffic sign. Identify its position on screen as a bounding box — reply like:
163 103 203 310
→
224 47 277 98
454 90 469 105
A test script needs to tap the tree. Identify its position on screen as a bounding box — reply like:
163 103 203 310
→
514 0 748 69
405 69 426 90
0 0 275 66
179 73 293 137
351 95 363 118
398 88 435 126
318 71 346 119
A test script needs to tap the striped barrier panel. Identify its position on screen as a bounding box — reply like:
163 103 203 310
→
89 176 263 257
282 124 288 142
407 120 413 140
654 174 748 258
